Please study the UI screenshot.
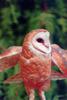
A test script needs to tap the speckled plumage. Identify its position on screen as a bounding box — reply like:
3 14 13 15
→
19 29 51 95
0 29 67 100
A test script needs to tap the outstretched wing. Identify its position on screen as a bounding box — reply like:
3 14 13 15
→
0 46 22 72
51 70 67 80
4 73 22 84
51 44 67 74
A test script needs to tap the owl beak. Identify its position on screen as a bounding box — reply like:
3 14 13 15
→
43 42 49 49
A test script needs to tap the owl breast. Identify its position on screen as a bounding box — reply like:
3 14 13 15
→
19 55 51 83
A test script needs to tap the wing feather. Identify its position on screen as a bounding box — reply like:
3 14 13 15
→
51 44 67 73
51 70 67 80
0 46 22 72
4 73 22 84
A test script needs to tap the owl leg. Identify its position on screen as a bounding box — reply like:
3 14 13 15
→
38 91 46 100
25 85 35 100
29 89 35 100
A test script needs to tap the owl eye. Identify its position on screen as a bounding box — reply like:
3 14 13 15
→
36 38 44 43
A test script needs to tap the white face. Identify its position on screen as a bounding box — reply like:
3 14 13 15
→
29 31 51 56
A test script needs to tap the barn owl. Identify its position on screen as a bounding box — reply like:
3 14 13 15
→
0 29 67 100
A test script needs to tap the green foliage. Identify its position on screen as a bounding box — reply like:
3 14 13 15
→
28 12 56 33
0 0 67 100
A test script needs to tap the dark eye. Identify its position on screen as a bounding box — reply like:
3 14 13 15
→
36 38 44 43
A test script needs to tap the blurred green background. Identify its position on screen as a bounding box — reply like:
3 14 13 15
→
0 0 67 100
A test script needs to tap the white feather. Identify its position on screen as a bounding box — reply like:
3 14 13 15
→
29 31 51 59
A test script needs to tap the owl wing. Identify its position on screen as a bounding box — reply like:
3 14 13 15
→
0 46 22 72
4 73 22 84
50 70 67 80
51 44 67 73
51 44 67 80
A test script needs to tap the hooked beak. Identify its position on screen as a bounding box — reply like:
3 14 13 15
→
43 42 49 49
42 42 51 54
